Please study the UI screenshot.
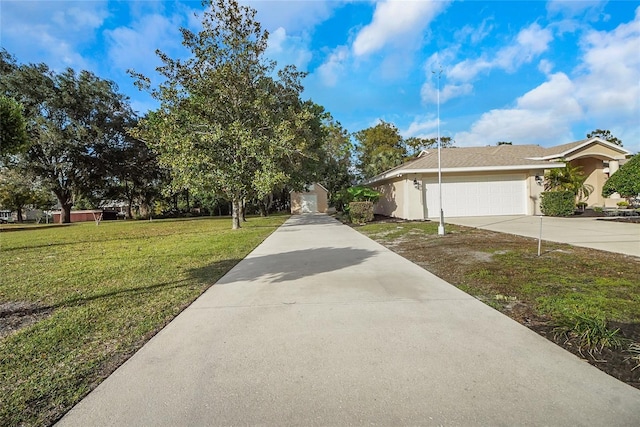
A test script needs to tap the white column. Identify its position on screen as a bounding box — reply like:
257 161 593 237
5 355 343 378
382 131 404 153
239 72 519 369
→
609 160 620 175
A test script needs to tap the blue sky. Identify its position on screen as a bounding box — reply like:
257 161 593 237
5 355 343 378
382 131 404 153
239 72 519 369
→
2 0 639 153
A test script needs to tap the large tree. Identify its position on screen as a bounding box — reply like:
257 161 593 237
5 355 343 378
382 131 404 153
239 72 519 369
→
102 129 166 219
405 136 454 157
602 155 639 199
587 129 622 146
0 95 29 158
354 120 406 179
0 167 55 222
1 51 135 223
320 119 354 203
131 0 320 229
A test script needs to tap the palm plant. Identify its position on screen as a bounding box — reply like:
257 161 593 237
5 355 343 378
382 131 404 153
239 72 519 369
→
544 162 594 202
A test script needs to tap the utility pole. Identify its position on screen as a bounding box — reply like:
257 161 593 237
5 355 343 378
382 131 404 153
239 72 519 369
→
435 66 445 236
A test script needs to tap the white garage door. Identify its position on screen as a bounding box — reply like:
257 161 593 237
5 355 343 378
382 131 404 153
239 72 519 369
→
300 194 317 213
424 174 526 218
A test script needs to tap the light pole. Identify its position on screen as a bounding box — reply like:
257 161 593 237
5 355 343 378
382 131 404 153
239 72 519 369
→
435 67 445 235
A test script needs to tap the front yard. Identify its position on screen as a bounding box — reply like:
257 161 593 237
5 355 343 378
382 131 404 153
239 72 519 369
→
357 219 640 389
0 215 287 427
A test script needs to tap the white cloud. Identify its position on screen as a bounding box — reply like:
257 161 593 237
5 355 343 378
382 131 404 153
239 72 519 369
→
352 0 450 56
423 22 553 104
244 0 338 33
454 73 582 146
574 6 640 119
454 7 640 151
105 13 185 75
402 116 439 138
421 81 473 104
454 19 494 45
546 0 607 19
266 27 312 70
0 0 109 70
316 46 350 87
449 23 553 82
538 59 554 74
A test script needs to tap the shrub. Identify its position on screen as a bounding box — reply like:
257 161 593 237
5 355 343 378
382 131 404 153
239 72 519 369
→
540 191 575 216
602 154 640 198
349 201 374 224
593 206 603 212
617 200 629 208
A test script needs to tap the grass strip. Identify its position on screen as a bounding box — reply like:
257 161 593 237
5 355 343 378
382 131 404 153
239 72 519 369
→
0 215 287 427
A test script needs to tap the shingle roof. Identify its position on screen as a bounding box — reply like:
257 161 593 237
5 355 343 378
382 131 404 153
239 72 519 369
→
403 144 552 170
365 144 562 184
366 138 632 185
540 139 588 157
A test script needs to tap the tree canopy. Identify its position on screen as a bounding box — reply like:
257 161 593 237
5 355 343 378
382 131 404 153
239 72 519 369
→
354 120 406 179
587 129 622 146
354 120 455 178
130 0 322 229
1 49 137 223
0 95 29 157
602 155 639 198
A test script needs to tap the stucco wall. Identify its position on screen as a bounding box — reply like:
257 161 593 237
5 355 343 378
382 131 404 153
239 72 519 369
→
527 172 545 215
569 158 606 207
373 178 403 218
374 170 541 219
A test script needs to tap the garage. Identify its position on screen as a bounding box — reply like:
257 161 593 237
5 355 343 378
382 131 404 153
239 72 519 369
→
300 194 317 213
423 174 527 218
290 183 329 214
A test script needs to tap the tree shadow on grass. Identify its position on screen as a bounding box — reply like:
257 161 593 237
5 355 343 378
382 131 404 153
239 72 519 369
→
204 247 377 285
1 259 243 321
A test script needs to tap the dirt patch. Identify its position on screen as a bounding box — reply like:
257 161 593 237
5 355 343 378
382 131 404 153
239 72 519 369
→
0 301 53 339
356 217 640 390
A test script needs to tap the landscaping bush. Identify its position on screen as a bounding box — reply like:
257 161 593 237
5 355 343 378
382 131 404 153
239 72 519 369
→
349 201 374 224
540 191 575 216
617 200 630 208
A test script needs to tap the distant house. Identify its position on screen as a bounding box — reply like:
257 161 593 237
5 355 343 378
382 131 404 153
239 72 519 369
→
290 183 329 214
364 137 631 219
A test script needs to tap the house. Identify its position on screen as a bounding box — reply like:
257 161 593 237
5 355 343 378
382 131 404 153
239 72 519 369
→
290 183 329 214
364 137 631 219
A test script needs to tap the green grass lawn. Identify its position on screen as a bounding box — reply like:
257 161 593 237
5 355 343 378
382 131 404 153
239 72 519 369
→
0 215 287 427
358 221 640 324
356 221 640 385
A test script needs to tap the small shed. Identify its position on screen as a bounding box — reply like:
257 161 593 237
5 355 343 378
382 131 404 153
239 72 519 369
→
51 209 105 223
290 183 329 214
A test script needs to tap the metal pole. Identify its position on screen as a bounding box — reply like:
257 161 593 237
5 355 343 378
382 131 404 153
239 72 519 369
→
538 216 543 256
437 67 445 236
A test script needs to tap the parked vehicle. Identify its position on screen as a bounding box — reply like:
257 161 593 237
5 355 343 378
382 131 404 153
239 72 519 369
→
0 210 14 224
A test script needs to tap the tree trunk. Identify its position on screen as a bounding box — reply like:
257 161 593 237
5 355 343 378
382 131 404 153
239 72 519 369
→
61 203 72 224
231 197 241 229
241 199 247 222
16 206 24 223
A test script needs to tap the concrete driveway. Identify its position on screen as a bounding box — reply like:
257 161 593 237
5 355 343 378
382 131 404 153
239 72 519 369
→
446 215 639 257
58 214 640 426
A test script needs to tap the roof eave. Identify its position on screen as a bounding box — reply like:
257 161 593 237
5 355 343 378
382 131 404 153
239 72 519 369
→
365 163 565 185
